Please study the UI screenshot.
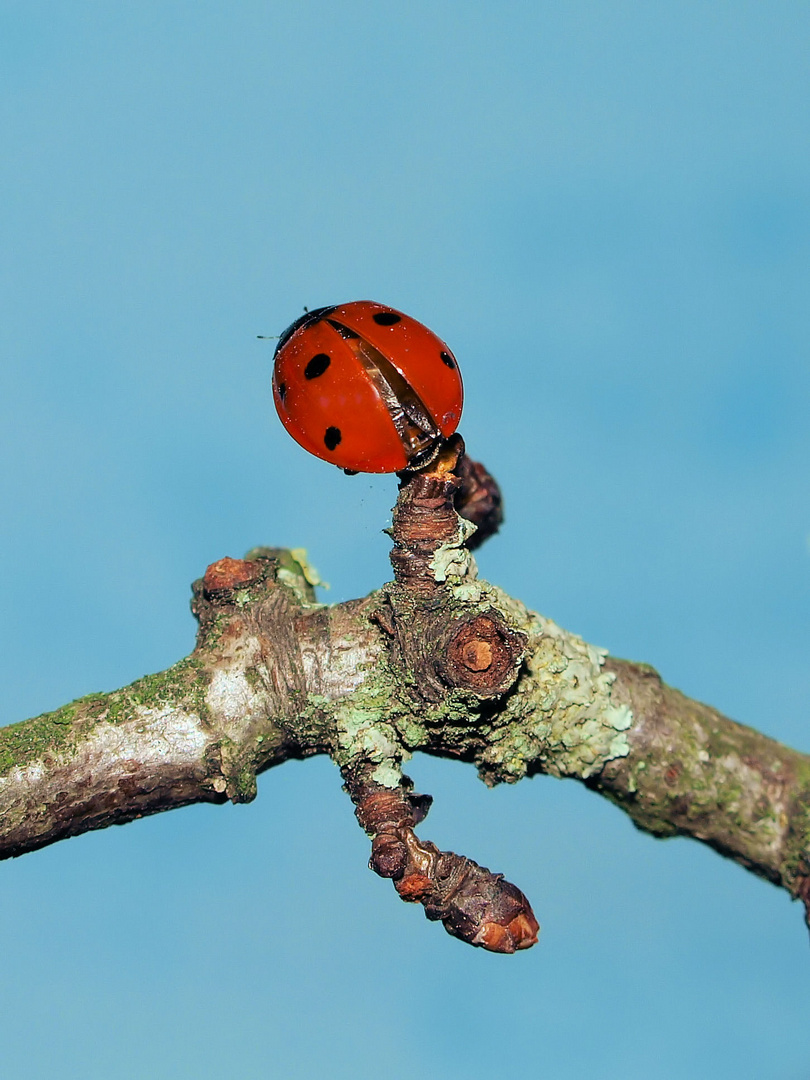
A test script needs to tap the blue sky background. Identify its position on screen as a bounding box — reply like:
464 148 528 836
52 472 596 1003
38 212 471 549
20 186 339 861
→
1 3 809 1076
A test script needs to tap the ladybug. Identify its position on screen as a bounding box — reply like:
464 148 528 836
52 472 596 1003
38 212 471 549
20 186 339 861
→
272 301 463 474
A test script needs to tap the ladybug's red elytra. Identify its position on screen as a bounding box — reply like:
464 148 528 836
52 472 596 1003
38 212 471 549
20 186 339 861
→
272 301 463 474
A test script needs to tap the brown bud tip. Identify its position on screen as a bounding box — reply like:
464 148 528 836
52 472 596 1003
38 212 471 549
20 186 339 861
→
507 911 540 950
461 639 493 671
203 557 264 597
394 872 434 902
369 833 408 879
473 911 539 954
473 922 518 953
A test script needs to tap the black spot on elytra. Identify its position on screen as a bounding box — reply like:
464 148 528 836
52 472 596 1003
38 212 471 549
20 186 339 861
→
305 353 331 379
373 311 401 326
277 382 287 401
440 351 456 369
324 426 342 451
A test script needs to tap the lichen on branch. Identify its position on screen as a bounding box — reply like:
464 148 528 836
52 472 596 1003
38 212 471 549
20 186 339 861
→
1 445 809 944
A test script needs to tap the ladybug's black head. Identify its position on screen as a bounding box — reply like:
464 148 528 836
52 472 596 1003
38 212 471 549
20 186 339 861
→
274 305 338 357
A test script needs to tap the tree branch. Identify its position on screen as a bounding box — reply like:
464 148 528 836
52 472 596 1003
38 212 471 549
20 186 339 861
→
2 447 809 946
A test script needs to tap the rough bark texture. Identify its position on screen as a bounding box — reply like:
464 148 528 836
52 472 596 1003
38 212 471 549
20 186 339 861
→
2 449 810 944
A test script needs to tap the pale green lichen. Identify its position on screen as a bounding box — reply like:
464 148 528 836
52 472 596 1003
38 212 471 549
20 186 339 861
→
242 546 324 606
321 576 632 791
277 566 325 609
289 547 327 589
332 687 410 781
429 518 479 583
371 761 405 788
445 576 528 622
316 649 419 787
472 589 633 784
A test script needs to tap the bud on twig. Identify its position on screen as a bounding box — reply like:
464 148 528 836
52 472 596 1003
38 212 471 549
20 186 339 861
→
346 771 539 953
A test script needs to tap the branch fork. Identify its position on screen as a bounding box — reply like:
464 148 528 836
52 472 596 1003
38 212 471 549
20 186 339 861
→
3 435 810 949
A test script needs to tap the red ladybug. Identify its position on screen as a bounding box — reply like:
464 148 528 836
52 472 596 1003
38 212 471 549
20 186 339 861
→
272 301 463 474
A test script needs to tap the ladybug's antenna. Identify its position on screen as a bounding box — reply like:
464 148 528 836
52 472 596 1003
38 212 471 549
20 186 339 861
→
257 304 311 341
